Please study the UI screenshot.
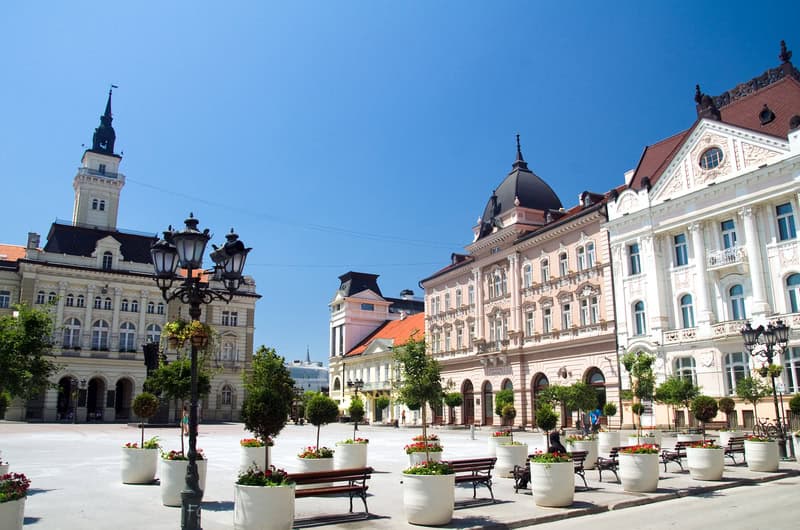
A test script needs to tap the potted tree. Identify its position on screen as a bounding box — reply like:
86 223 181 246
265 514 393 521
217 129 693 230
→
236 346 296 530
686 395 724 480
599 402 619 458
0 472 30 530
494 388 514 427
297 392 339 480
717 397 741 447
405 434 443 466
335 396 368 469
622 351 656 446
443 392 462 425
618 444 660 492
744 434 779 472
374 395 391 424
121 392 161 484
395 333 454 526
530 403 573 506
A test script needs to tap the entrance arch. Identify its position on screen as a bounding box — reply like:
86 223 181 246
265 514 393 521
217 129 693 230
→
87 377 107 421
57 376 77 421
114 378 134 420
530 373 549 427
461 379 474 425
482 381 494 426
585 367 607 410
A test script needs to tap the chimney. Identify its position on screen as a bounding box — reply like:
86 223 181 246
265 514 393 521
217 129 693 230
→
27 232 40 250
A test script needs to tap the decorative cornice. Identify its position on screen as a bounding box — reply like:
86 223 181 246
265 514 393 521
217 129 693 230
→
710 62 800 110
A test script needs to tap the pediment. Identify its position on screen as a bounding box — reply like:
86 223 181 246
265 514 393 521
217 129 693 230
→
346 289 385 302
362 338 393 356
650 121 788 203
91 235 122 256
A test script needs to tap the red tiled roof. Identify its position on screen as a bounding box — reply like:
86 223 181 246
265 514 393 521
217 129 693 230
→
346 312 425 357
0 244 26 261
628 130 691 191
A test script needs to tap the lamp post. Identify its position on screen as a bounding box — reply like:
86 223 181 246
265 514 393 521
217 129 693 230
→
71 377 78 424
347 378 364 429
150 213 250 530
741 319 790 458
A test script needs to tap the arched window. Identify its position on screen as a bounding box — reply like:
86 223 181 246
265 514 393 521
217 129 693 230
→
94 296 102 309
119 322 136 352
541 259 550 283
76 295 85 308
65 294 74 307
723 352 748 395
455 288 462 307
36 291 45 304
92 320 110 350
577 247 586 271
333 378 341 392
103 297 112 310
131 300 139 312
121 299 129 312
147 301 155 314
680 294 695 328
63 318 81 348
674 356 697 384
523 264 532 287
559 252 569 276
586 242 596 268
157 302 165 315
585 368 606 409
783 347 800 393
482 381 494 425
146 324 161 344
787 274 800 313
633 301 646 335
531 373 549 424
48 291 56 303
92 198 99 210
0 290 9 309
222 342 236 361
502 379 513 391
221 385 233 405
102 251 113 270
729 284 746 320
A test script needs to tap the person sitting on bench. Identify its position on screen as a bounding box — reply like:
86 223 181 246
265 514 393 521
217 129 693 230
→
549 431 567 453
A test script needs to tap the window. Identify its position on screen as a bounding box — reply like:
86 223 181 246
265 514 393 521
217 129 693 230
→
91 320 109 350
777 203 797 241
730 285 746 320
559 253 568 276
628 243 641 275
63 318 81 348
444 292 450 310
490 270 506 298
490 314 506 348
102 251 113 270
98 163 106 174
699 147 723 170
680 294 695 328
119 322 136 351
76 295 85 308
92 198 99 210
580 298 590 326
47 291 56 303
541 259 550 282
222 342 237 361
723 352 748 395
586 242 596 268
65 294 74 307
147 301 155 314
525 309 535 336
523 264 532 287
674 234 688 267
0 290 9 309
543 307 552 333
146 324 161 344
721 219 737 249
36 291 45 304
221 385 233 405
468 285 475 305
103 297 112 310
633 301 646 335
455 289 462 307
121 299 129 312
444 330 451 351
360 303 374 311
674 357 697 384
130 300 139 312
577 247 586 271
99 200 105 211
456 326 464 349
222 310 239 326
94 296 102 309
787 274 800 313
591 297 600 324
784 347 800 393
157 302 165 315
561 303 572 328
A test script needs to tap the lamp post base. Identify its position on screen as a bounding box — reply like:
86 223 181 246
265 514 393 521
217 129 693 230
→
180 488 203 530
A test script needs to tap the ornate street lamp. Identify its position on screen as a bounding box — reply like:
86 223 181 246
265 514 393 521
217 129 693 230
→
151 213 250 530
741 319 790 458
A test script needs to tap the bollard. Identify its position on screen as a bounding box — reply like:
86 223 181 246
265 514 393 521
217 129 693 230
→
470 424 475 440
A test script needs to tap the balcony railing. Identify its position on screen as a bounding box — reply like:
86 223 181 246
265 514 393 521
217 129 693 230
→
706 246 746 269
77 167 121 179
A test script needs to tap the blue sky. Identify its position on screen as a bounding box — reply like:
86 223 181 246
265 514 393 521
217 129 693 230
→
2 1 798 364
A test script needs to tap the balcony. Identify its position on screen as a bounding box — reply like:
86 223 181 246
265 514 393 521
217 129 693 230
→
712 319 748 338
77 166 121 179
663 327 697 344
706 246 746 270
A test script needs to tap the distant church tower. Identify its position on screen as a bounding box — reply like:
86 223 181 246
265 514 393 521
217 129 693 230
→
72 88 126 231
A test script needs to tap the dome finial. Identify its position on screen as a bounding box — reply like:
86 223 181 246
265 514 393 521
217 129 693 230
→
512 133 529 171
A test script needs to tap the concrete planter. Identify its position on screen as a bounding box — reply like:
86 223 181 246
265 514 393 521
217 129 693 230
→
531 461 574 507
619 452 659 492
160 458 208 507
488 435 513 456
334 442 368 469
239 446 270 474
121 447 158 484
402 473 455 525
0 498 25 530
686 447 724 481
744 440 779 472
407 450 442 467
598 431 619 458
295 457 334 489
677 434 703 444
719 431 742 447
628 433 661 447
495 443 528 477
233 483 295 530
794 435 800 464
566 439 598 469
0 463 8 476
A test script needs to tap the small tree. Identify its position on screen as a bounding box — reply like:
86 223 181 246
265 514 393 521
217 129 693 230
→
305 393 340 452
501 404 517 425
443 392 463 425
691 395 719 439
566 382 598 430
349 396 365 440
717 397 736 428
735 376 770 421
495 389 514 426
394 333 443 465
240 346 295 468
538 385 570 428
789 394 800 416
655 376 699 431
622 351 656 441
375 395 391 413
0 304 58 402
132 392 161 447
602 402 617 429
536 403 558 446
631 402 645 440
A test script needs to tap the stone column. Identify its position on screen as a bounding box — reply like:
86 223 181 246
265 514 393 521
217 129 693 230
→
83 285 95 349
740 207 770 315
640 235 668 332
111 287 122 350
473 268 484 340
138 290 148 344
507 253 521 334
55 282 67 340
688 222 713 325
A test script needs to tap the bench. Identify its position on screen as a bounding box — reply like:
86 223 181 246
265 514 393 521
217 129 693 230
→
512 451 588 493
289 466 373 515
702 421 729 431
660 440 711 472
724 436 746 465
596 446 623 483
443 457 497 502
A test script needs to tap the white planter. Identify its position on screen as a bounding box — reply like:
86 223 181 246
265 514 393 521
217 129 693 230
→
0 497 25 530
234 483 295 530
794 435 800 464
495 443 528 477
628 433 660 447
598 431 619 458
744 441 779 472
334 443 368 469
677 434 703 444
407 450 442 467
121 447 159 484
402 473 455 525
488 435 512 456
295 457 334 489
618 452 659 492
160 458 208 507
686 447 724 481
566 439 598 470
0 463 8 476
531 461 574 507
239 446 270 474
719 431 742 448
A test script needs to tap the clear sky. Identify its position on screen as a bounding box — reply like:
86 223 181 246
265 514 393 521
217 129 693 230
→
2 1 798 364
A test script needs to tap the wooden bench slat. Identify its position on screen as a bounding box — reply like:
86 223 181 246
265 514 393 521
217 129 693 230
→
442 457 497 503
287 466 373 516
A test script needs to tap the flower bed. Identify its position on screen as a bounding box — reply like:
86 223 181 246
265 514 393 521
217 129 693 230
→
297 446 334 458
338 437 369 444
411 434 439 442
240 437 273 448
237 465 292 486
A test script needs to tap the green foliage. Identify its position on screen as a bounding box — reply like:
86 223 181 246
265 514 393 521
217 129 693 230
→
789 394 800 415
305 392 339 449
0 391 10 419
535 403 558 432
566 382 598 412
494 388 514 416
403 461 454 475
133 392 161 419
144 357 211 400
537 385 570 406
375 395 391 411
691 395 719 424
655 376 700 430
501 404 517 421
348 396 365 422
0 304 58 400
443 392 463 408
717 396 736 425
735 377 770 408
631 402 644 416
236 465 293 486
602 402 617 418
621 351 656 401
240 346 295 469
620 389 633 401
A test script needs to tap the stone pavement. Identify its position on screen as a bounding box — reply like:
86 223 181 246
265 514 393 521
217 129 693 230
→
1 421 798 529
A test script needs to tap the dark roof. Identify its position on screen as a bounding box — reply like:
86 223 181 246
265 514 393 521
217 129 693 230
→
385 297 424 315
336 271 382 297
43 221 157 264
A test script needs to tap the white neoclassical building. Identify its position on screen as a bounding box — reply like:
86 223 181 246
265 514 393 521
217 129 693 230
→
0 90 259 422
606 43 800 428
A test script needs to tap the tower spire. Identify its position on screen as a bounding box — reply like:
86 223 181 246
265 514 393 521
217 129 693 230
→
512 133 529 170
91 85 117 154
306 346 311 364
